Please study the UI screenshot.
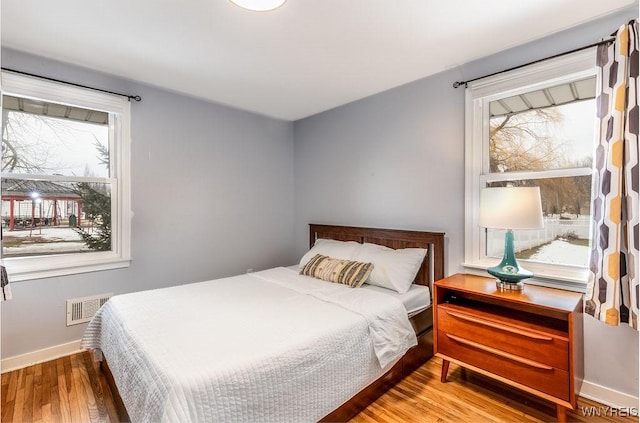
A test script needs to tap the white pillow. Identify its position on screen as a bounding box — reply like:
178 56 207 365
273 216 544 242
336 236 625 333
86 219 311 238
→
353 243 426 294
298 238 361 269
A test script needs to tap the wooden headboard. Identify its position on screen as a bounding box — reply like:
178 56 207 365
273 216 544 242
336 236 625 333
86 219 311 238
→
309 223 445 288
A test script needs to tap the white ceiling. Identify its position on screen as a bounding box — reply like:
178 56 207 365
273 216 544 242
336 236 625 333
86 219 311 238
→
2 0 636 121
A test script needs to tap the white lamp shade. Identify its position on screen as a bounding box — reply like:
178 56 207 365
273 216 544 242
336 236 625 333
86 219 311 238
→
479 187 544 230
229 0 286 11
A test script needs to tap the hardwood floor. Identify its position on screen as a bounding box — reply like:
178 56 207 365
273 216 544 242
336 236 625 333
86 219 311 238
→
351 359 637 423
1 351 636 422
1 352 119 423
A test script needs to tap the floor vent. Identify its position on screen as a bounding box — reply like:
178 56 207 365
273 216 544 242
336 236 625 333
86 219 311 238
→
66 293 113 326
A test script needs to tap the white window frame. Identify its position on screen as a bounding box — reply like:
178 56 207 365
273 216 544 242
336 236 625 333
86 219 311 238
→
463 48 597 292
1 72 131 281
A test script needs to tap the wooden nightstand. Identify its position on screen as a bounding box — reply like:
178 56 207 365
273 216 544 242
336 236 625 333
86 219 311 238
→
433 273 584 422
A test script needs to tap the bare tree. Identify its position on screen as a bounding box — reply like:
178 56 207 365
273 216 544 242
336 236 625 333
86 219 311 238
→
2 110 55 173
571 158 593 215
489 108 566 172
490 107 593 219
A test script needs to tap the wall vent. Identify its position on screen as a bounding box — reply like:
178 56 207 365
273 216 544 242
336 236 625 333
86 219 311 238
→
66 293 113 326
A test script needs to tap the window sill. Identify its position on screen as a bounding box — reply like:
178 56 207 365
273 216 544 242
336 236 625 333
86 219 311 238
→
4 253 131 282
462 262 588 293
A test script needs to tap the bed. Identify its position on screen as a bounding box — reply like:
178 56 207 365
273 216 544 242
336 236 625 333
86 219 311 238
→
82 223 445 422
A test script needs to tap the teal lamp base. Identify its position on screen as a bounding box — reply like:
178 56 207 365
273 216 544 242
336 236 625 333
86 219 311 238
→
487 229 533 291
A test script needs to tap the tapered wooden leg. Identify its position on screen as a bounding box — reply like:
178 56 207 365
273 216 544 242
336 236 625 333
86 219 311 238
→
556 405 567 423
440 359 450 382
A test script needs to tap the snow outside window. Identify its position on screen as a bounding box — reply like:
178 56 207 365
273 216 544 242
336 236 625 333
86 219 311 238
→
463 49 598 292
1 72 131 281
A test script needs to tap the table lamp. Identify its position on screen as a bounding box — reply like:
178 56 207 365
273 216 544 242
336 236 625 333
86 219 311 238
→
479 186 544 291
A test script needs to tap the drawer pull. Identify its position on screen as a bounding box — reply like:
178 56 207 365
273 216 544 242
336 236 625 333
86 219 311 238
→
445 310 553 341
446 334 554 371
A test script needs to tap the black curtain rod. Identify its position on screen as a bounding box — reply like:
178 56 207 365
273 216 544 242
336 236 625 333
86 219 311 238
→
1 67 142 102
452 36 616 88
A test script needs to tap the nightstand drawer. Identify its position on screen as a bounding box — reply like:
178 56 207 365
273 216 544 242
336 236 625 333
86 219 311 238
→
438 331 570 401
438 304 569 370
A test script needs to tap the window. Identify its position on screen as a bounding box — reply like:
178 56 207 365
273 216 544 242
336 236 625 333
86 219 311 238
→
1 72 131 281
464 49 597 291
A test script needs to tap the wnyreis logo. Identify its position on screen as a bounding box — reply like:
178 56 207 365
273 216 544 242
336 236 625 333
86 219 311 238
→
580 406 639 417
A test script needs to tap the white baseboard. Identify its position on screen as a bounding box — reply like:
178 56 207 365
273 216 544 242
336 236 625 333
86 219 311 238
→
580 380 639 409
1 339 83 374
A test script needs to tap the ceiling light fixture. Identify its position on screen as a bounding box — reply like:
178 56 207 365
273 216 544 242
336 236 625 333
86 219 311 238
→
229 0 286 12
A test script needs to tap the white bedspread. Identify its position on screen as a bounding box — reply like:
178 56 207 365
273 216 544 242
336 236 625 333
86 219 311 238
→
81 267 417 423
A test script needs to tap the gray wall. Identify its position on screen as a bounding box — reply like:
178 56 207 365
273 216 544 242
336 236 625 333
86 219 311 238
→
293 7 638 398
1 48 296 359
293 70 463 271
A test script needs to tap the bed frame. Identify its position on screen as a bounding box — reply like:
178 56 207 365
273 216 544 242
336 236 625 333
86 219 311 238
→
101 223 445 422
311 224 445 422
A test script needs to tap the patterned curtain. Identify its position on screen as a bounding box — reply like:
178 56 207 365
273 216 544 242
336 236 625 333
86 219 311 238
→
0 235 9 300
1 265 11 301
585 20 639 330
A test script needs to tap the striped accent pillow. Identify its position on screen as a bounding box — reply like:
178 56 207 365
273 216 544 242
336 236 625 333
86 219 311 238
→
300 254 374 288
